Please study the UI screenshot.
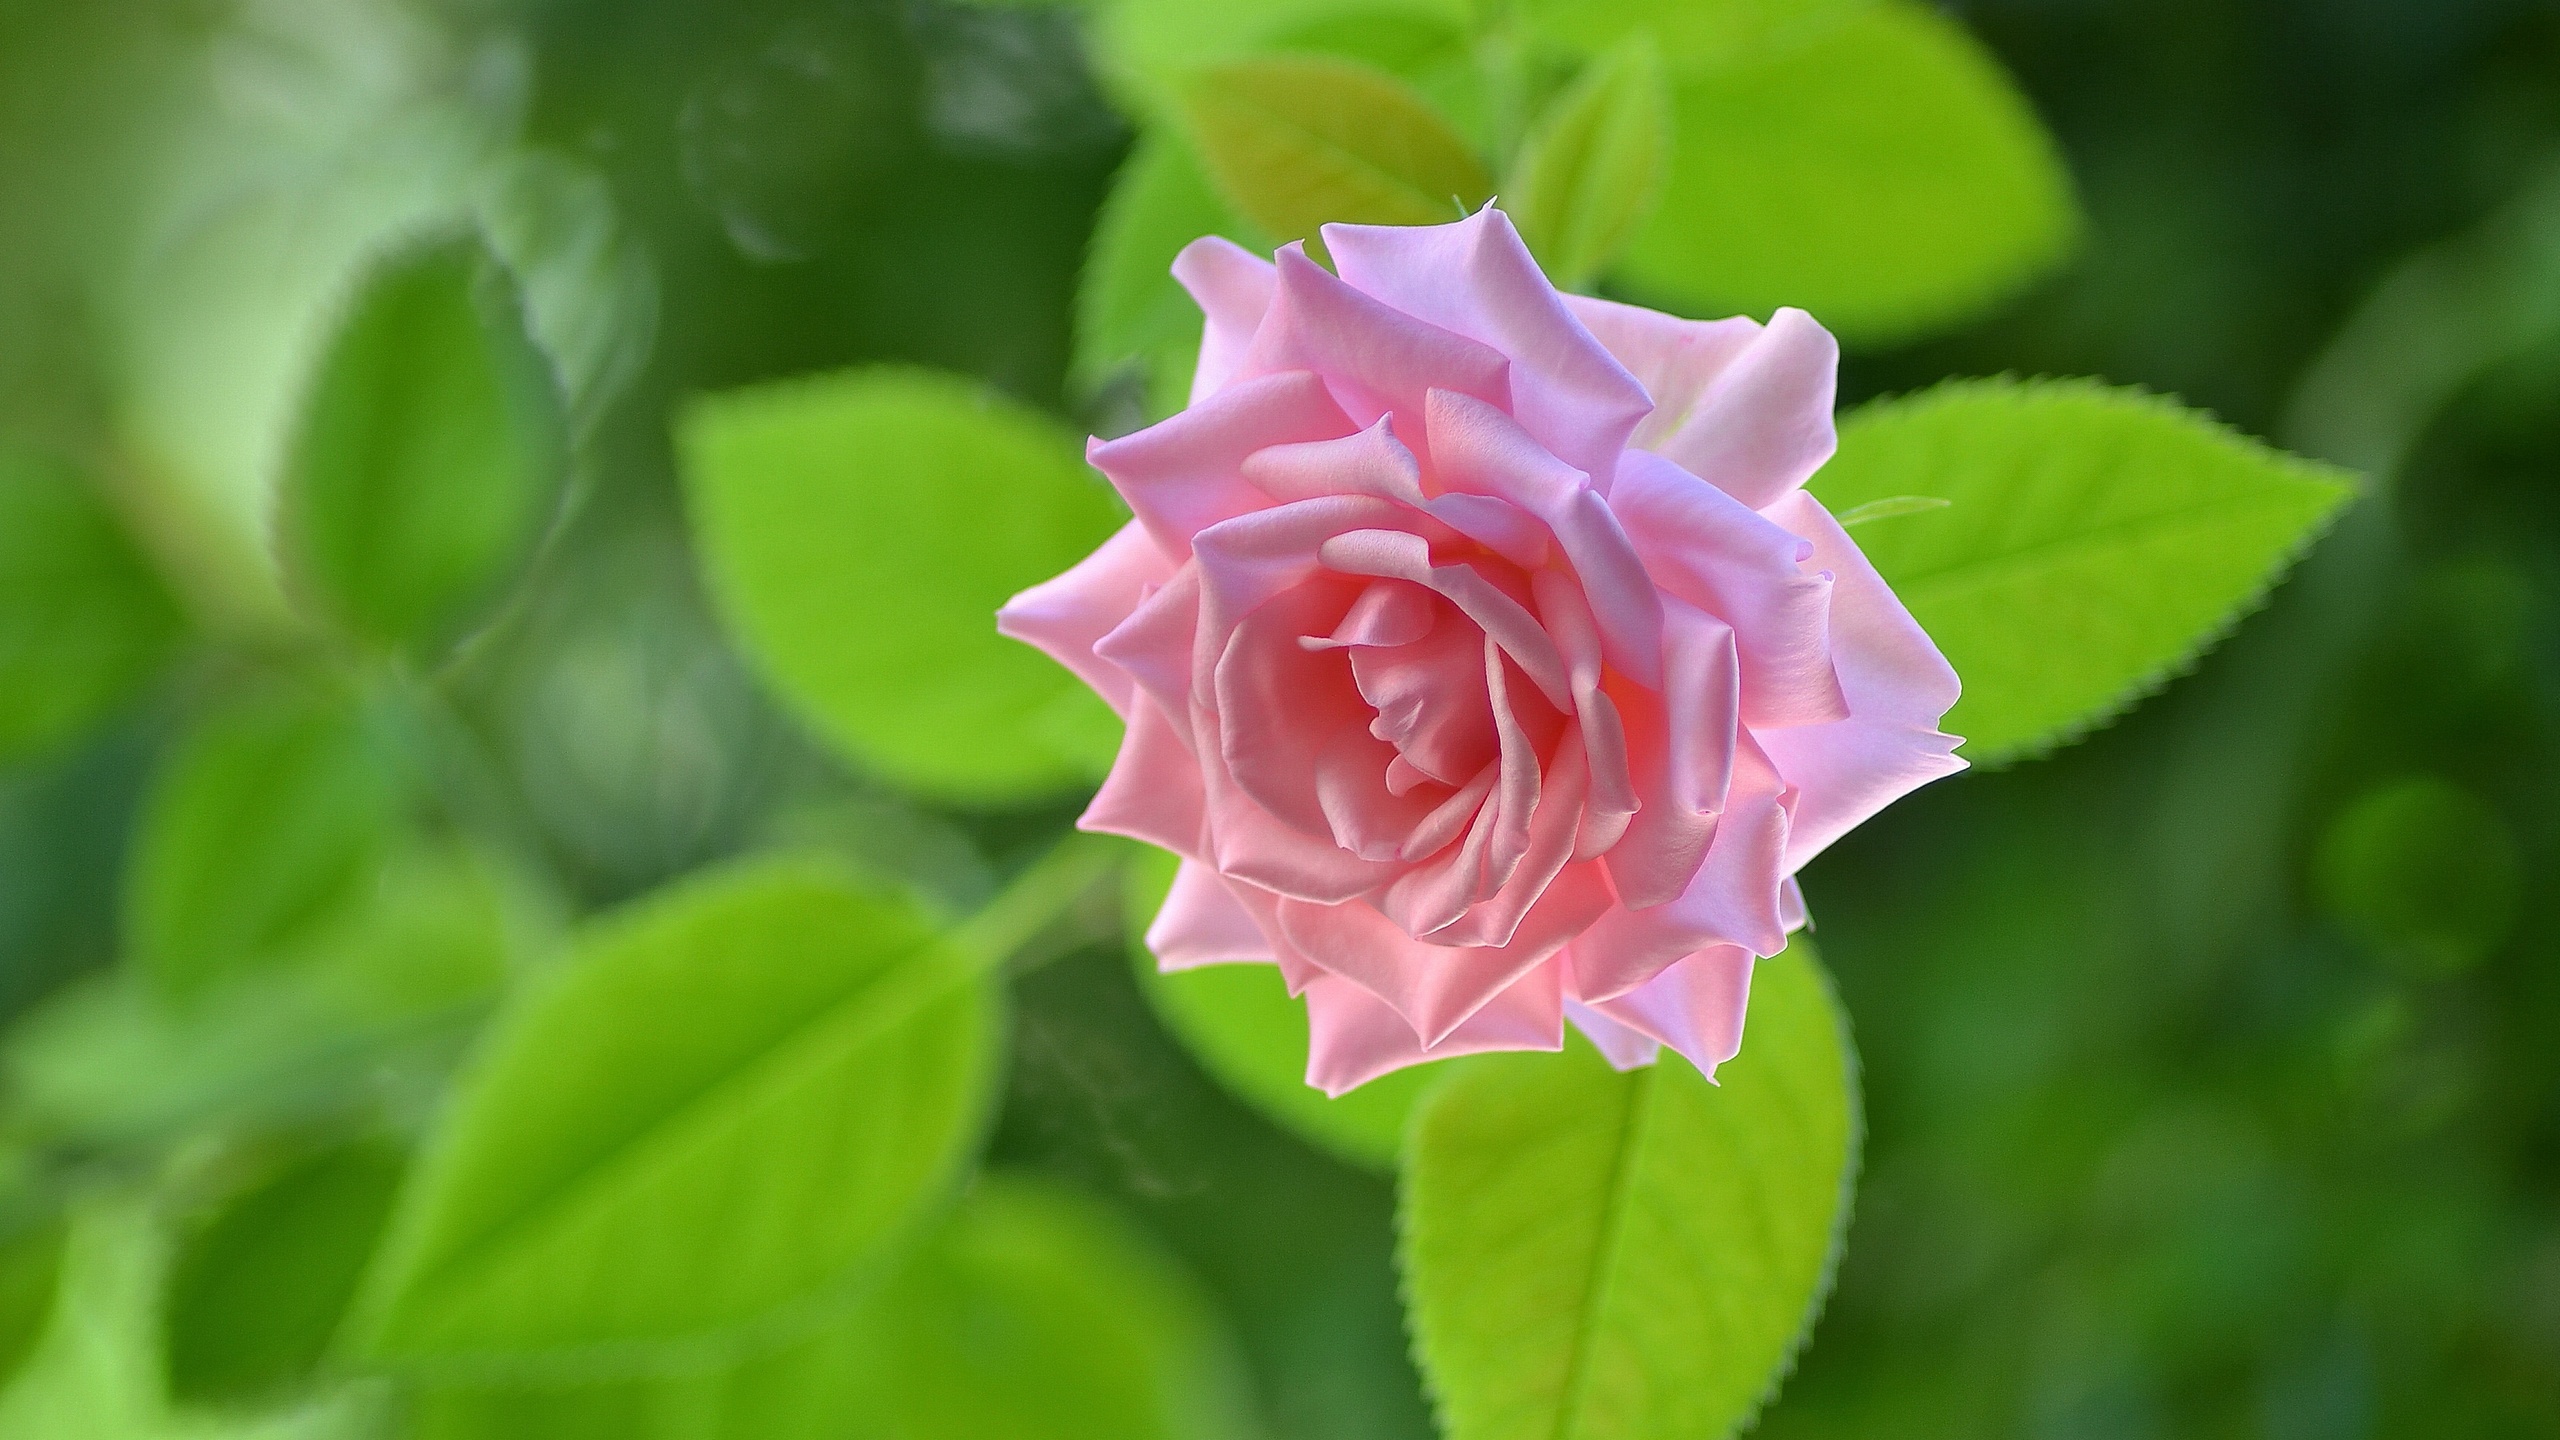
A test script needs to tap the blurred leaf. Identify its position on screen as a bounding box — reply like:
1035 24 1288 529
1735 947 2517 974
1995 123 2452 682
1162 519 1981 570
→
1095 0 1469 112
12 845 519 1149
0 1202 167 1440
1124 848 1444 1172
104 0 523 632
350 856 1000 1367
1400 937 1857 1440
0 1199 381 1440
682 367 1124 802
408 1174 1257 1440
1517 0 1873 69
166 1137 407 1405
1622 1 2078 346
124 686 401 1004
475 152 659 436
1179 55 1493 247
1814 378 2356 763
0 445 182 766
2314 777 2522 977
0 1219 67 1397
1075 131 1263 423
281 238 566 657
1503 38 1670 292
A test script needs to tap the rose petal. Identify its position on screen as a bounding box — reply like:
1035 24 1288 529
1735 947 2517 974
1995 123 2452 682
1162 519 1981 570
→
997 520 1178 718
1755 490 1965 870
1563 295 1762 455
1641 306 1839 512
1423 388 1665 687
1575 944 1756 1079
1302 959 1564 1097
1577 734 1793 999
1613 449 1847 728
1088 369 1352 555
1240 414 1427 507
1564 999 1661 1070
1234 243 1512 445
1171 235 1276 403
1324 207 1651 486
1602 597 1740 910
1147 860 1274 970
1078 697 1207 858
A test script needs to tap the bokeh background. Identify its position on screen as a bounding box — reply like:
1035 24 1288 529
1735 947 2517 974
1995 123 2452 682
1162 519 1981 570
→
0 0 2555 1436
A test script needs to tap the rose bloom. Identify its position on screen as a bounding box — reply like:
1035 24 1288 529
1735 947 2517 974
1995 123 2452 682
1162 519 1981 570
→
1001 209 1960 1095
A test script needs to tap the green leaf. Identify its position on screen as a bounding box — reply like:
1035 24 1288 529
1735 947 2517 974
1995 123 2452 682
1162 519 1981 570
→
165 1137 408 1405
1125 847 1445 1172
1813 378 2357 763
1179 55 1494 248
2314 777 2523 978
474 150 661 436
1517 0 1873 70
1503 38 1671 292
682 367 1125 803
280 238 567 656
0 1199 381 1440
1094 0 1470 112
408 1174 1258 1440
13 844 520 1149
0 1219 67 1396
349 855 1001 1367
1399 937 1857 1440
123 685 401 1004
0 444 183 765
1621 0 2078 346
1075 131 1263 423
102 2 519 633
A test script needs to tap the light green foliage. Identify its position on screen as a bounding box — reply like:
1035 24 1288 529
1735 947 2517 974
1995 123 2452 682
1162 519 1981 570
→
13 845 518 1149
1815 379 2356 764
123 686 401 1004
1399 938 1857 1440
1503 38 1671 292
1621 1 2078 346
104 0 519 632
1124 848 1443 1172
351 857 1000 1365
682 368 1125 802
1180 55 1494 249
0 1220 66 1396
1095 0 1470 112
1518 0 1877 69
0 445 182 765
408 1175 1258 1440
282 239 565 657
1076 131 1263 423
2315 777 2522 977
165 1137 408 1405
474 152 660 437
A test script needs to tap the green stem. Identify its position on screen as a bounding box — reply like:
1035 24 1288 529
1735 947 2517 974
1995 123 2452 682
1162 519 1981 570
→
948 830 1126 976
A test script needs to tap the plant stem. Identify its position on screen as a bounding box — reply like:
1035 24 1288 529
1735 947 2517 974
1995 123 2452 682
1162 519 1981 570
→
948 830 1126 976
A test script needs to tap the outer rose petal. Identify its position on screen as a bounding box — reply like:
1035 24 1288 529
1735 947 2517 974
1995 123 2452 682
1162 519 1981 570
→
1756 490 1965 869
1087 369 1353 556
1171 236 1275 403
1573 944 1755 1080
995 520 1176 718
1614 306 1839 512
1303 959 1564 1097
1564 1000 1661 1071
1079 698 1207 858
1324 208 1651 486
1232 244 1512 447
1147 860 1272 970
1564 295 1761 455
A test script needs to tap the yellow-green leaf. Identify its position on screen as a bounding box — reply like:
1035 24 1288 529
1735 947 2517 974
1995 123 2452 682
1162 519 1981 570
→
1503 37 1671 291
1179 55 1492 248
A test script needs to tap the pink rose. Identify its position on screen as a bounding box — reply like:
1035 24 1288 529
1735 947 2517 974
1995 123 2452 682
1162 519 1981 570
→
1001 209 1961 1095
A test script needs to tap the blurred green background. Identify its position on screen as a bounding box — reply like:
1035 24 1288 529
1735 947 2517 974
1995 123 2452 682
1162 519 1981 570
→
0 0 2554 1436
